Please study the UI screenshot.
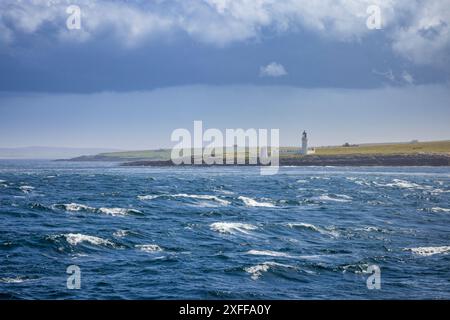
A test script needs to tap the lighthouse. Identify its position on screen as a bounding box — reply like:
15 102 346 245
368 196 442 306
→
301 131 308 155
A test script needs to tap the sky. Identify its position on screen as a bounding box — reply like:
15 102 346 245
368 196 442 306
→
0 0 449 149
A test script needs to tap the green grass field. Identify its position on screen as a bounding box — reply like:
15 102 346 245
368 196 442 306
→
93 140 450 161
314 140 450 155
99 149 172 160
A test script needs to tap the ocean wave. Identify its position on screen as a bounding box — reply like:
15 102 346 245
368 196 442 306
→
98 207 142 216
406 246 450 257
137 195 160 200
312 194 352 203
246 250 292 258
210 222 257 235
53 203 142 216
173 194 231 206
53 233 116 247
341 263 371 274
375 179 422 189
354 226 386 233
19 185 34 193
245 262 294 280
430 207 450 213
238 196 275 207
214 189 235 195
430 188 450 194
287 223 340 237
113 230 129 238
136 244 163 253
0 276 30 284
54 203 95 212
138 193 230 206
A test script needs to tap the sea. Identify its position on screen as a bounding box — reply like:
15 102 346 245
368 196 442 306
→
0 160 449 299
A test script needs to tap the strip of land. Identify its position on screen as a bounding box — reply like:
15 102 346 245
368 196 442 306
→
122 154 450 167
63 140 450 166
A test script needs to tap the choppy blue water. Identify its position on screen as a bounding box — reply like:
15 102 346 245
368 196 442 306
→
0 160 449 299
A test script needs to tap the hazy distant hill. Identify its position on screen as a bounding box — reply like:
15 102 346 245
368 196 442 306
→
0 147 122 159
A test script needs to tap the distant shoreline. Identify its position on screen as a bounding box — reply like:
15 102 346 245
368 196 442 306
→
120 154 450 167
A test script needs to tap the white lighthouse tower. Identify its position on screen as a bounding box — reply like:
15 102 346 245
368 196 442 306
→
301 131 308 155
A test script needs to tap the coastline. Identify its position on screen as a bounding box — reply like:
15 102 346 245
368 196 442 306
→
120 153 450 167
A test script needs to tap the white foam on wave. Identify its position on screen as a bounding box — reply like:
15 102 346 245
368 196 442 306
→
138 193 230 206
406 246 450 256
431 207 450 213
430 188 450 194
312 194 351 203
113 230 129 238
354 226 385 233
136 244 163 253
62 233 115 247
245 262 294 280
238 196 275 207
214 189 235 195
98 207 142 216
246 250 292 258
375 179 422 189
173 194 231 206
137 195 160 200
210 222 257 235
54 203 141 216
57 203 95 212
0 276 29 284
20 185 34 193
287 222 340 237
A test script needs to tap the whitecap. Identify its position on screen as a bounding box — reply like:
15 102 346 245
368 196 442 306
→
98 207 142 216
246 250 292 258
113 230 129 238
245 264 270 280
20 185 34 193
172 194 231 206
287 222 339 237
238 196 275 207
312 194 351 203
138 193 230 206
136 244 163 253
210 222 257 235
0 277 29 284
430 189 450 194
406 246 450 256
245 262 294 280
430 207 450 213
137 195 160 200
355 226 384 233
54 203 141 216
55 203 95 212
375 179 422 189
61 233 115 247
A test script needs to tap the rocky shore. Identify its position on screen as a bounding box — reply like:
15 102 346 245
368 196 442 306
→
121 153 450 167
